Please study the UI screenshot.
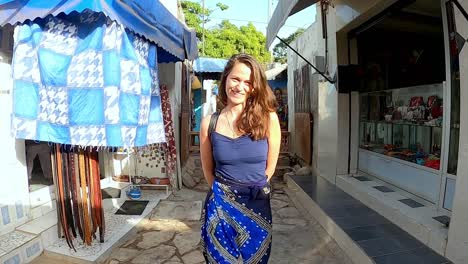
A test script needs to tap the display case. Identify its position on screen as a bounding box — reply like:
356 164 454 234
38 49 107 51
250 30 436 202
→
359 84 443 170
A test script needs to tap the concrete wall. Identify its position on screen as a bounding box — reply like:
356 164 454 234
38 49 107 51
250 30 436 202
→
287 4 341 183
316 4 340 184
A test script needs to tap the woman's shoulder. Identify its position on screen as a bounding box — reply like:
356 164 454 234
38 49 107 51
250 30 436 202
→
200 114 213 134
201 112 221 133
269 111 279 120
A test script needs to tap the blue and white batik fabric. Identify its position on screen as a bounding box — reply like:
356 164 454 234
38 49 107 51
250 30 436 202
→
201 177 272 264
11 11 165 147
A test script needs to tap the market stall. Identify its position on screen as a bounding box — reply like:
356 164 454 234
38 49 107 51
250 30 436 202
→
0 0 197 252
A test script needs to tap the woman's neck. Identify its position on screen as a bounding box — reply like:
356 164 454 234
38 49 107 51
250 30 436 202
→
224 104 244 119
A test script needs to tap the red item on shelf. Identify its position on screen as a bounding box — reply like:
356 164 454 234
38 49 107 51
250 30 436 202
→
431 105 443 119
409 96 424 107
425 159 440 170
427 95 438 108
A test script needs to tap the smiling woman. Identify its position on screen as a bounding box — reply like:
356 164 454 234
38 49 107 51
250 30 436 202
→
199 53 281 263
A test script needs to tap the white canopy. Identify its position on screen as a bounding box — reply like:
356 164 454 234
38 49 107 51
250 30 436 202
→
266 0 318 48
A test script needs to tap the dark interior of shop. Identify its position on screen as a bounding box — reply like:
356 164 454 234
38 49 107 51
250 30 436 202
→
356 0 445 92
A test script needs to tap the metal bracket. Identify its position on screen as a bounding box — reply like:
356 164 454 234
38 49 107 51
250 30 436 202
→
276 36 335 84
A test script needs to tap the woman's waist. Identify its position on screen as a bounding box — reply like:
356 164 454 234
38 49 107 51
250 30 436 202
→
214 172 267 187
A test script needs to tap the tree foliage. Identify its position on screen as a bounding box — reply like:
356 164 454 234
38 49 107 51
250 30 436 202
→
181 1 271 63
180 1 211 41
273 28 305 63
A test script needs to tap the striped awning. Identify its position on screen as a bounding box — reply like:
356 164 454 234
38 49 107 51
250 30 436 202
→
0 0 198 62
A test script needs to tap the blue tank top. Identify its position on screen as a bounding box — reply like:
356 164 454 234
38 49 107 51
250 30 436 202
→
211 131 268 186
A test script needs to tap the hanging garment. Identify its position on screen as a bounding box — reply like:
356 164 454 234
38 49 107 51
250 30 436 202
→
202 179 272 264
159 84 177 187
53 145 105 249
11 11 165 147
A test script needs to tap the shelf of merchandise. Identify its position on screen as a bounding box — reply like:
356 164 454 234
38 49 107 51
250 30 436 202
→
358 119 444 203
360 120 442 157
113 152 170 196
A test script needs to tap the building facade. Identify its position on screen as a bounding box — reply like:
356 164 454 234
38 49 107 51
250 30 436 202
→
0 0 195 262
268 0 468 263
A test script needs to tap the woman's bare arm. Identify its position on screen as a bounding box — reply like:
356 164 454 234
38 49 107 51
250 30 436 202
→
266 112 281 181
200 115 215 187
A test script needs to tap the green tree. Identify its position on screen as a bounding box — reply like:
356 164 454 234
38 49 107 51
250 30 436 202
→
273 28 305 63
180 1 211 41
181 1 271 63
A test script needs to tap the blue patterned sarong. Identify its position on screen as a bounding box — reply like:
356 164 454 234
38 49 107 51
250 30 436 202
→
201 177 272 264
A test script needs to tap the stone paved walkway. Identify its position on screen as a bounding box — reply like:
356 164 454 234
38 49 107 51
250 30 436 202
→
103 175 352 264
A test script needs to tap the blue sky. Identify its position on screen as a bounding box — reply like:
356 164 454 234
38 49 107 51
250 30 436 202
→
198 0 316 48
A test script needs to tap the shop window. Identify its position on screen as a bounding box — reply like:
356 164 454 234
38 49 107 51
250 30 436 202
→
359 84 443 170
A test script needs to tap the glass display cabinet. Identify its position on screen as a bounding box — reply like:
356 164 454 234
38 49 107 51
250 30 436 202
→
359 84 443 170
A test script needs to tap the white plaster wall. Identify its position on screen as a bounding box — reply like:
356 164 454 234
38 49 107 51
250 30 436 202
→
0 62 30 236
446 1 468 262
316 4 340 183
317 81 339 183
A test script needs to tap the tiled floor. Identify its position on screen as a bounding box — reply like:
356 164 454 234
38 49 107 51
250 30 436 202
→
44 189 170 262
291 175 452 264
373 186 394 193
0 231 35 257
399 198 425 208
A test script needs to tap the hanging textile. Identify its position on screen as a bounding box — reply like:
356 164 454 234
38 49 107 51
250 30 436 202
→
160 84 177 188
11 11 165 147
52 144 105 250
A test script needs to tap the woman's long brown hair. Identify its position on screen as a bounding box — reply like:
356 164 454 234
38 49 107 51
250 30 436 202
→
219 54 277 140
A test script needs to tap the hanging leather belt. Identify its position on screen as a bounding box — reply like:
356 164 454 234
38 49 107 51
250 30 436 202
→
55 144 76 251
90 150 105 242
79 150 92 245
62 149 77 238
51 146 107 248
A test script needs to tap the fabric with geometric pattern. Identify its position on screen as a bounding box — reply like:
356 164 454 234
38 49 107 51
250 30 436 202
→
201 179 272 264
11 11 165 147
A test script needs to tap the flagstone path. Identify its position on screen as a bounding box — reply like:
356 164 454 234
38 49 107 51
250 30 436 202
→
101 176 353 264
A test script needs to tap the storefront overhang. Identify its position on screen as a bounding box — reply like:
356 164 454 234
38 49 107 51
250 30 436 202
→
0 0 198 62
193 57 228 73
266 0 318 48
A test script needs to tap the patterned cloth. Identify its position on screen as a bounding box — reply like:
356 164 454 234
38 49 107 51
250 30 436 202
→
11 11 165 147
160 84 177 188
201 178 272 264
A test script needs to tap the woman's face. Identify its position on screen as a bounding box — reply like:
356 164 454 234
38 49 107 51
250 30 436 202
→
225 62 252 106
275 90 282 102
